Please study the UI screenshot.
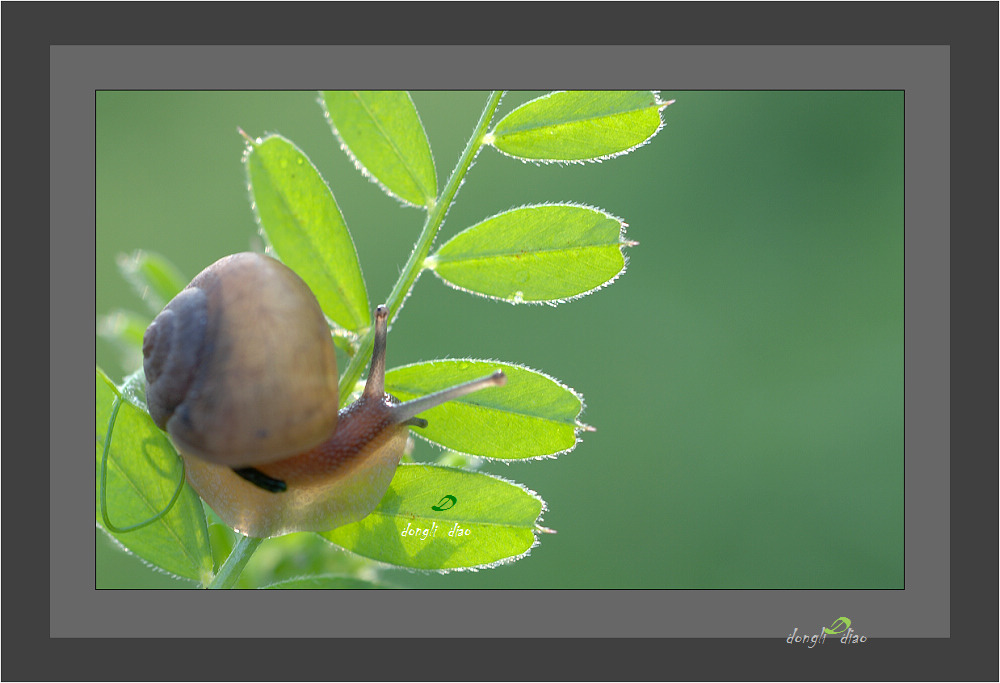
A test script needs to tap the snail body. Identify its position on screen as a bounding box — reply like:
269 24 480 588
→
142 252 505 538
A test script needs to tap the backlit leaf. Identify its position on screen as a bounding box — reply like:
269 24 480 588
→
98 310 152 374
385 360 588 459
245 134 370 331
489 90 668 162
263 574 389 589
427 203 632 304
96 368 214 585
321 464 547 571
116 250 188 312
322 90 437 208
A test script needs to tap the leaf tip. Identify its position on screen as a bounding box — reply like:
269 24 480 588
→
237 127 258 147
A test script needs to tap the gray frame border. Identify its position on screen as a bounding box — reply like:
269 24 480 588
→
58 45 947 638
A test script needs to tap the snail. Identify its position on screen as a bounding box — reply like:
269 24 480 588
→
142 252 506 538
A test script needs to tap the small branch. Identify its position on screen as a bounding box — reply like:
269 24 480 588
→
338 90 505 405
207 534 263 589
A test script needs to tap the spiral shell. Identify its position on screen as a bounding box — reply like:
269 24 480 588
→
142 252 340 467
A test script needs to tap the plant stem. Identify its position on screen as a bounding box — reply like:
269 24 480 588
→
207 92 505 587
207 534 263 589
338 90 504 405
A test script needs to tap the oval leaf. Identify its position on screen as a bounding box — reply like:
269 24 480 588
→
263 574 389 589
320 464 547 571
98 309 151 372
116 250 188 313
245 134 370 331
488 90 667 162
385 360 588 459
98 309 149 350
96 368 214 585
322 91 437 208
427 203 633 304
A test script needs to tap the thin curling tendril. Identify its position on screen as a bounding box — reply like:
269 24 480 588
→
100 386 187 534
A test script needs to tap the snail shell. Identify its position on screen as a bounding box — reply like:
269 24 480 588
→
143 252 340 467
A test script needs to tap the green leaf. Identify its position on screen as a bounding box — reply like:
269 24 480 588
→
434 451 484 470
427 203 633 304
322 91 437 208
116 250 188 312
97 309 152 376
207 521 237 573
98 309 149 349
245 134 370 331
320 464 547 571
488 90 667 162
263 574 390 589
98 309 150 372
96 368 214 585
385 360 589 459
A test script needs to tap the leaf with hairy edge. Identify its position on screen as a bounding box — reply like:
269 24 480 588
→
98 310 149 350
98 309 151 372
116 250 188 312
263 574 390 589
427 203 633 304
488 90 669 162
245 134 370 331
96 368 214 585
385 360 589 459
322 91 437 208
320 464 548 571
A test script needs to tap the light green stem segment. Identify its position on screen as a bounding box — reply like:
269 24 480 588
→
338 90 505 406
208 535 263 589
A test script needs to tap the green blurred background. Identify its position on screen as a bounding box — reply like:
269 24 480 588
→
96 91 903 589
